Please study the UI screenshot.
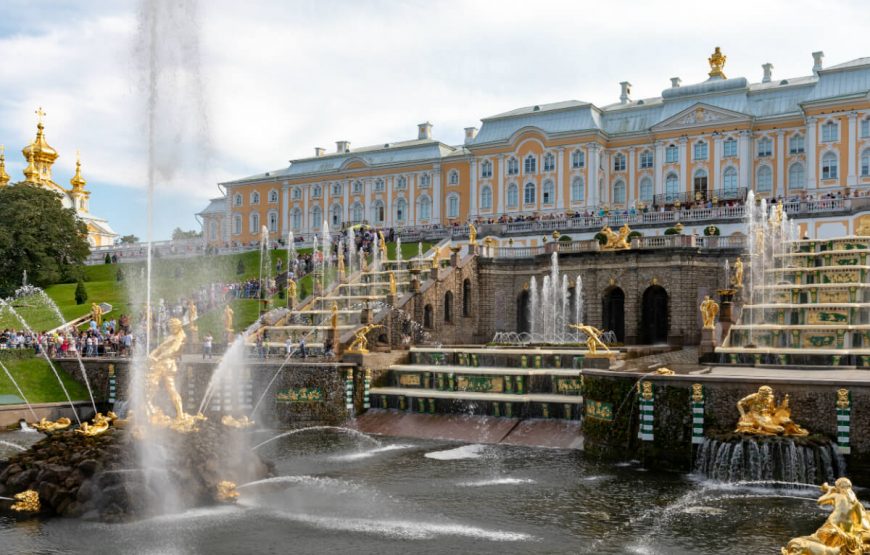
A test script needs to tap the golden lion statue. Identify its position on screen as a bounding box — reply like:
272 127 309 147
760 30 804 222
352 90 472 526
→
600 224 631 250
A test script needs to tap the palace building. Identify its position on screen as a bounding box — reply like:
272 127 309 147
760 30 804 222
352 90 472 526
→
0 109 117 248
199 49 870 246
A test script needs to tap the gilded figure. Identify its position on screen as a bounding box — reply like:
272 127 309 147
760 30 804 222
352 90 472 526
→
91 302 102 327
781 478 870 554
223 305 234 334
732 257 744 289
708 46 727 78
735 386 809 436
146 318 203 431
600 224 631 250
187 299 198 332
700 295 720 329
388 271 397 296
468 223 477 245
568 323 610 355
346 324 383 354
287 278 297 301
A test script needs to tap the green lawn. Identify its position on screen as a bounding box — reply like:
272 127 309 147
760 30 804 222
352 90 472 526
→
0 355 91 404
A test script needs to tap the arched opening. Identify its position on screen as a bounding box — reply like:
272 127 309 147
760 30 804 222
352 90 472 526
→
517 290 530 333
641 285 669 344
602 287 625 343
462 279 471 317
444 291 453 323
424 304 433 329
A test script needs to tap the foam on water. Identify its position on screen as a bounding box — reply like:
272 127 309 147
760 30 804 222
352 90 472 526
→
328 444 414 462
238 475 361 493
457 478 535 487
424 444 485 460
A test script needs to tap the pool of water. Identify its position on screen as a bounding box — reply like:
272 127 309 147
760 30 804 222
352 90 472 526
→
0 429 830 554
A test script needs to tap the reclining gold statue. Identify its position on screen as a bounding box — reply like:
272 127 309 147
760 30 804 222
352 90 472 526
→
735 386 809 436
32 417 71 433
782 478 870 554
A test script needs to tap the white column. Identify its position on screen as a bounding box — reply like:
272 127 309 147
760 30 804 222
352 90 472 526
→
654 140 664 196
344 180 350 222
627 147 636 205
556 148 565 210
587 144 599 207
678 138 688 196
739 131 751 192
433 166 442 222
601 150 610 205
303 187 309 234
410 174 416 224
323 181 329 221
469 159 478 217
713 136 722 194
848 112 858 186
497 156 505 213
281 182 289 234
366 178 373 223
806 117 817 190
776 130 785 197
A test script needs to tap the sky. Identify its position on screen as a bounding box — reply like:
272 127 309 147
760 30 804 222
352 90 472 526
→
1 0 869 241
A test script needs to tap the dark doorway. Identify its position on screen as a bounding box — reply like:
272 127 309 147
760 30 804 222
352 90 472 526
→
641 285 669 344
424 304 433 329
517 290 530 333
601 287 625 342
463 279 471 317
444 291 453 323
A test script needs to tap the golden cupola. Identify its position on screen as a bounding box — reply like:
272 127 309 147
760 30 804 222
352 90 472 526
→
0 145 10 187
22 150 39 183
21 107 59 185
68 151 90 213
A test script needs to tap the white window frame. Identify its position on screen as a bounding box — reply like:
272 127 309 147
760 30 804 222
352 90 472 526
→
543 153 555 172
693 141 708 161
822 151 838 179
507 157 519 176
639 150 653 169
757 137 772 158
542 180 554 205
571 150 585 169
447 194 459 218
788 163 805 190
665 145 678 164
481 160 493 178
480 186 492 210
523 182 536 205
507 183 519 207
789 134 805 155
613 153 626 171
639 177 653 203
571 177 584 202
448 170 459 185
723 138 737 158
822 121 839 143
756 165 773 192
613 180 626 205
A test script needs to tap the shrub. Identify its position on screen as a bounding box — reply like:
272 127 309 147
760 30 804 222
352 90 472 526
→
704 225 721 236
74 278 88 305
594 232 607 245
104 253 112 264
664 227 680 236
628 231 643 239
115 267 125 282
236 258 245 275
558 235 572 242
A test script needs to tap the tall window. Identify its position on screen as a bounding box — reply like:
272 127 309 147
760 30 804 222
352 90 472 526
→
312 205 322 226
524 182 536 204
331 204 342 227
613 180 626 205
789 134 805 154
419 196 431 220
665 173 679 201
420 173 431 188
757 137 772 157
447 195 459 218
542 180 554 205
372 201 385 223
571 177 584 202
292 187 301 200
268 211 278 232
822 121 839 142
250 192 260 205
640 150 653 169
639 177 653 203
395 176 406 190
291 209 302 230
352 180 363 194
269 190 279 203
788 163 805 190
448 170 459 185
209 221 217 241
723 138 737 158
481 160 493 178
693 141 708 161
507 183 519 207
352 203 363 223
396 198 407 222
375 178 385 192
233 214 242 235
507 157 519 175
249 212 260 233
756 166 773 192
480 186 492 210
723 166 738 193
543 153 555 172
524 155 537 174
571 150 585 169
234 194 242 206
665 144 678 164
822 152 838 179
613 153 626 171
862 149 870 177
312 185 321 198
861 118 870 138
693 169 708 195
332 183 342 195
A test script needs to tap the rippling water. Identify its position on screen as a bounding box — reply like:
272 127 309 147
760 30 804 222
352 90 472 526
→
0 429 828 554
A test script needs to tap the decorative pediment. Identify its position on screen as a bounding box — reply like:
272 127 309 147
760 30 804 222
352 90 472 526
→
340 157 369 170
652 103 750 132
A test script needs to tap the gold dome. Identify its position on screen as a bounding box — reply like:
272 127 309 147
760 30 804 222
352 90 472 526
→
22 150 39 183
69 151 87 192
22 108 59 185
0 145 9 187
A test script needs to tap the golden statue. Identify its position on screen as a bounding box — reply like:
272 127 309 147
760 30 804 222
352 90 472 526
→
432 248 441 269
856 215 870 237
600 224 631 250
91 303 102 327
388 271 397 296
708 46 727 79
32 417 71 433
732 256 744 289
735 386 809 436
378 231 388 260
11 490 39 512
700 295 719 330
654 367 675 376
338 249 345 278
772 202 784 227
468 223 477 245
361 252 369 273
781 478 870 555
287 278 297 301
216 481 239 503
330 301 339 330
346 324 383 354
146 318 203 432
75 412 114 436
187 299 198 332
221 414 255 429
223 305 234 334
569 323 611 355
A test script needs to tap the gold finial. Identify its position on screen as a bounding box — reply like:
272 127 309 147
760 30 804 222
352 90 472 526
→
35 106 46 125
70 149 87 191
23 150 39 182
0 144 9 187
708 46 727 79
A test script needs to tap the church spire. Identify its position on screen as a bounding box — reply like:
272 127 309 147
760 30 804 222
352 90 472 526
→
22 106 59 184
0 145 9 187
22 150 39 183
70 150 86 191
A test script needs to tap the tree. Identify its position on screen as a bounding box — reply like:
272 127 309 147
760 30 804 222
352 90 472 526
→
74 278 88 305
104 253 112 264
119 234 139 244
236 258 245 275
0 183 90 296
172 227 202 240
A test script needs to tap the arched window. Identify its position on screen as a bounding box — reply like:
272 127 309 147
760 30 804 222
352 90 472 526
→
375 178 385 192
447 194 460 218
352 180 363 194
523 182 536 204
292 187 301 200
665 173 679 201
233 214 242 235
423 304 433 329
250 192 260 205
332 182 342 195
507 183 519 207
543 153 555 172
756 166 773 192
571 149 585 169
639 177 653 203
448 170 459 185
268 190 279 203
420 173 431 188
665 144 678 164
822 152 838 180
396 176 407 190
693 169 708 196
789 134 805 154
462 279 471 317
693 141 708 160
861 149 870 176
480 186 493 210
571 177 584 202
788 163 805 190
249 212 260 233
331 204 342 227
481 160 493 178
312 205 322 226
372 200 385 223
613 153 626 171
267 211 278 232
723 138 737 158
234 194 242 206
507 157 519 175
639 150 654 169
352 202 364 223
613 180 626 205
542 180 554 205
395 198 407 222
291 208 302 230
524 154 537 174
723 167 738 193
444 291 453 323
822 121 839 142
419 196 431 220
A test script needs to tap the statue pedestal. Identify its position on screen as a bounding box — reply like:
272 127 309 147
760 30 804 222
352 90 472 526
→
699 328 716 355
360 308 372 325
330 326 341 356
430 267 439 281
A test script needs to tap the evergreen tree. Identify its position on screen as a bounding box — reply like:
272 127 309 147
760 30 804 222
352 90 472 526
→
74 278 88 305
236 258 245 275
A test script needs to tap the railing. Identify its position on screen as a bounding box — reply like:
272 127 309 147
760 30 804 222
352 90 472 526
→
631 235 697 249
